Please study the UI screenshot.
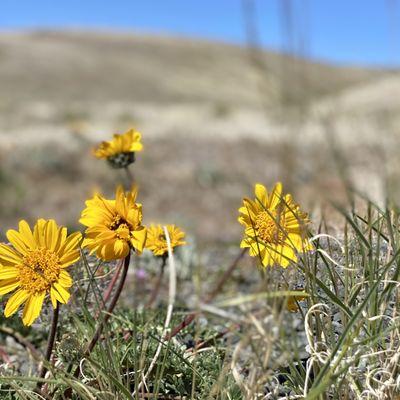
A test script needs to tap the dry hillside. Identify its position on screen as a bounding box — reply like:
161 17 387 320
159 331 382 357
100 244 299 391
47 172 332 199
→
0 30 398 243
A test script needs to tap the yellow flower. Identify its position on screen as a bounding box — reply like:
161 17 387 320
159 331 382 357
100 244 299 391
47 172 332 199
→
80 186 146 261
93 128 143 168
145 225 186 257
0 219 81 326
287 291 307 312
238 182 312 268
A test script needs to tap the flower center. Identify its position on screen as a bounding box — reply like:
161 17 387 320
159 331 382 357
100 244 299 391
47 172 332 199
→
107 152 135 169
255 211 285 244
19 248 61 293
109 215 132 240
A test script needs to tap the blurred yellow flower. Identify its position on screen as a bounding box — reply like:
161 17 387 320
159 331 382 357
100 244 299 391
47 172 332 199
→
238 182 312 268
80 186 146 261
93 128 143 168
287 291 307 312
145 224 186 257
0 219 81 326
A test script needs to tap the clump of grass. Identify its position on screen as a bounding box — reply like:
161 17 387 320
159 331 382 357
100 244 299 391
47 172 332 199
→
1 197 398 398
0 252 241 399
216 199 399 398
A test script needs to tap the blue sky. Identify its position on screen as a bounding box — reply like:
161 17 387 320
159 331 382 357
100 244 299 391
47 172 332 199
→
1 0 399 66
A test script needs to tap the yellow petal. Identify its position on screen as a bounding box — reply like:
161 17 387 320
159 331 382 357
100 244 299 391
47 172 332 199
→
6 230 30 255
94 230 117 244
33 219 47 247
45 220 59 252
58 232 82 256
130 227 147 253
287 297 300 312
22 292 45 326
99 242 117 261
18 220 37 250
261 249 274 267
248 243 264 258
0 244 22 266
240 238 251 248
81 238 97 253
130 142 143 152
52 283 70 304
56 227 68 252
0 266 19 280
113 240 129 259
58 270 73 288
79 216 101 227
282 244 297 262
115 187 127 218
59 250 80 268
241 198 258 217
4 289 29 317
254 183 268 207
269 182 283 209
287 233 303 250
50 288 58 309
267 244 295 268
0 279 20 295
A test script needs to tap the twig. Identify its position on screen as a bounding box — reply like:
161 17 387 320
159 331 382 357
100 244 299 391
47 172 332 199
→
0 346 10 363
0 326 41 360
204 248 247 303
167 314 197 340
189 324 238 352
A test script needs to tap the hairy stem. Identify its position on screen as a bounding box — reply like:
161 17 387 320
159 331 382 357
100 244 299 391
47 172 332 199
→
86 251 131 354
36 303 59 391
102 258 124 305
125 165 134 186
64 252 131 398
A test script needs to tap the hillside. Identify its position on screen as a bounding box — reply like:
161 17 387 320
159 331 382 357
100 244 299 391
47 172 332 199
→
0 30 380 107
0 30 397 242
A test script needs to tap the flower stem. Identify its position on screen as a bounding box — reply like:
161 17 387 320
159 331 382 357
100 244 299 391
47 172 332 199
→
36 303 59 391
64 252 131 398
125 165 134 186
146 256 167 308
102 258 124 305
204 248 247 303
86 251 131 354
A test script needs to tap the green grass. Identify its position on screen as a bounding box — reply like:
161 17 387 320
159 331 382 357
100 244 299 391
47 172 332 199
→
0 196 399 399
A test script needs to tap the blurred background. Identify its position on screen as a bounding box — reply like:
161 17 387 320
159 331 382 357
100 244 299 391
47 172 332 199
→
1 0 400 244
